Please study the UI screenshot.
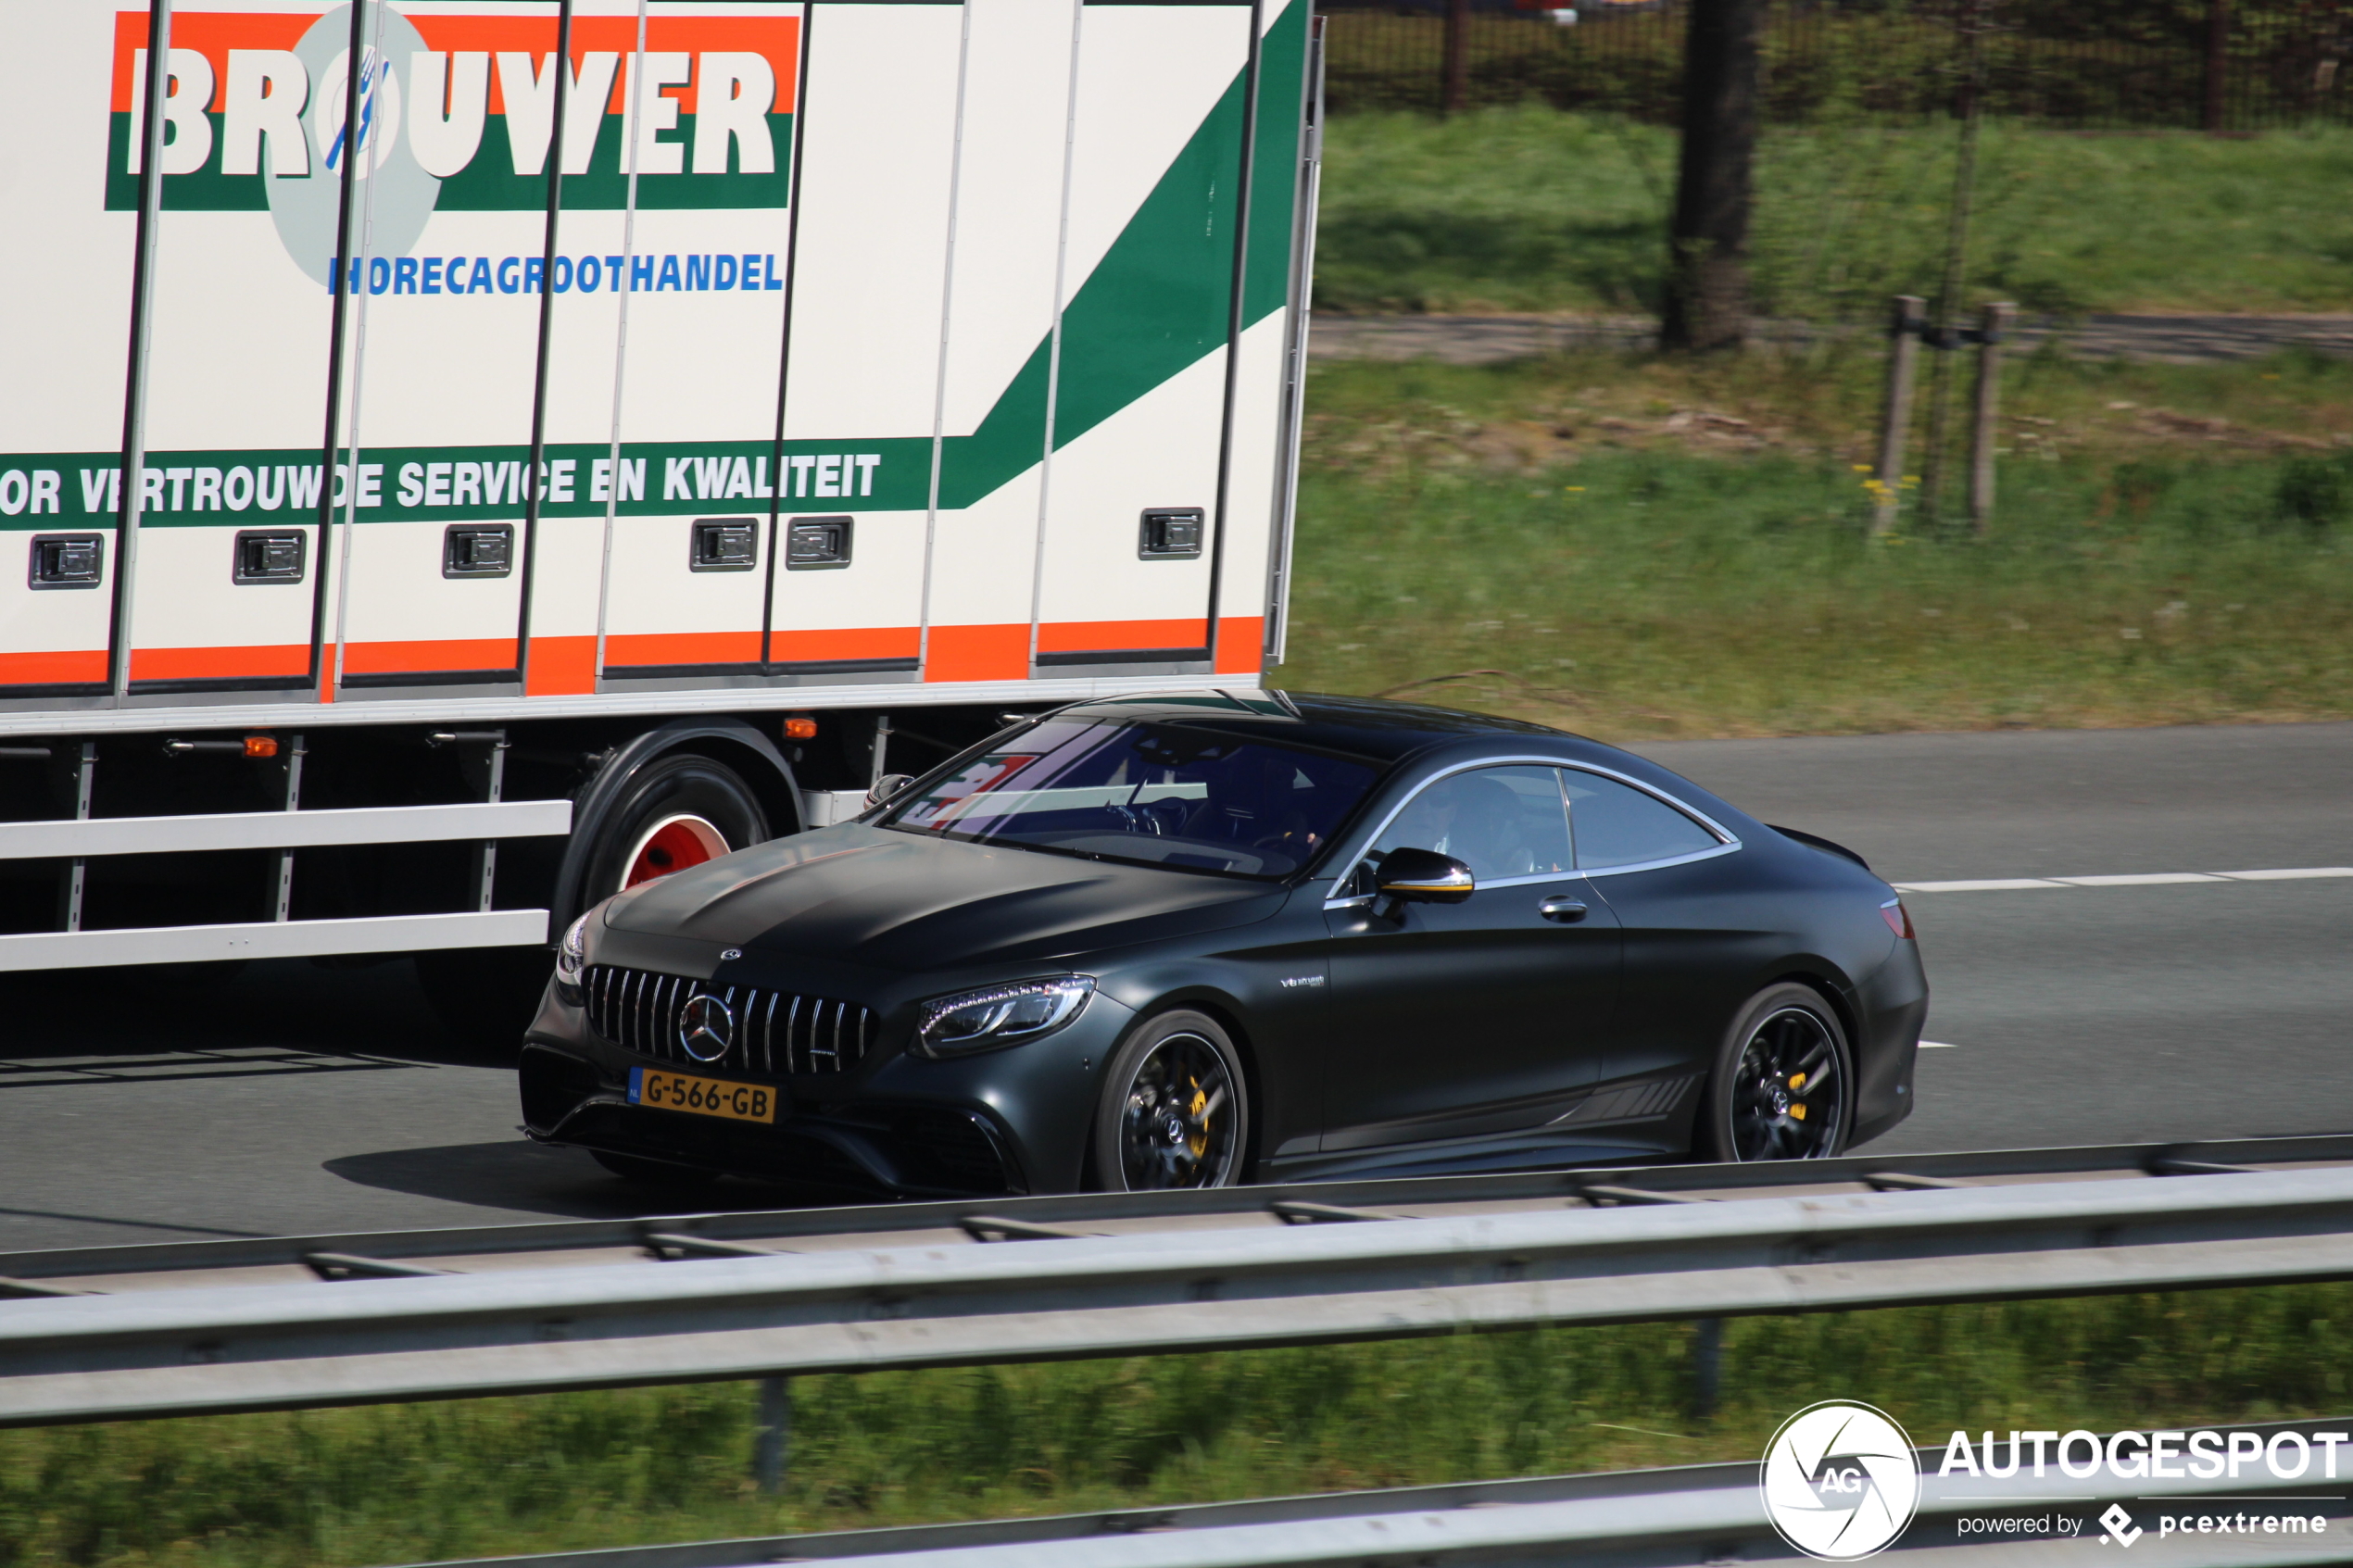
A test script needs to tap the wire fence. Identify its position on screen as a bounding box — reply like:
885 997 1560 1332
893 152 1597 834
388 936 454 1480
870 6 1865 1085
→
1319 0 2353 128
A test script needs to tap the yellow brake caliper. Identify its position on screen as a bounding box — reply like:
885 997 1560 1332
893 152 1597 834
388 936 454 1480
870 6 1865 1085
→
1788 1070 1807 1121
1187 1076 1209 1159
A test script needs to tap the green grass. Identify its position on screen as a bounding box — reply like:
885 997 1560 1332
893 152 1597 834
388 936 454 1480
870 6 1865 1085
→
13 1286 2353 1566
1267 351 2353 738
1315 107 2353 319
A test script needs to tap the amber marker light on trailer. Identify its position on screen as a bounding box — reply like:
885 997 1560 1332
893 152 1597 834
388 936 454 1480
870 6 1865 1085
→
244 736 279 758
783 717 819 740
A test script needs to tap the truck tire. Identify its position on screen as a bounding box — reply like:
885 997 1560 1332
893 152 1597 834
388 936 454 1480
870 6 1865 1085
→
420 751 773 1057
579 752 772 899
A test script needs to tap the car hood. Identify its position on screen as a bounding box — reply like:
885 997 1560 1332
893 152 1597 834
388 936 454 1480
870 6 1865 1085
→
601 822 1286 970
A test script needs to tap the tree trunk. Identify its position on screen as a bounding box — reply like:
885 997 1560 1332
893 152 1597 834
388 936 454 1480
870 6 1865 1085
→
1661 0 1764 353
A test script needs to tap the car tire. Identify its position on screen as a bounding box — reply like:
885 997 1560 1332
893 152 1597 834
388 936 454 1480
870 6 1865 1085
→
591 1148 724 1198
582 752 771 899
1090 1010 1252 1191
1698 982 1854 1162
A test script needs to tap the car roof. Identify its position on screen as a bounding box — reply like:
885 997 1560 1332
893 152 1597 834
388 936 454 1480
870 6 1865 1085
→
1053 690 1576 764
1049 691 1768 840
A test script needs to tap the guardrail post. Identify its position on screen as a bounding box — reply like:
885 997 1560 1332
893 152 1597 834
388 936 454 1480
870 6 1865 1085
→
754 1374 791 1494
1690 1318 1723 1418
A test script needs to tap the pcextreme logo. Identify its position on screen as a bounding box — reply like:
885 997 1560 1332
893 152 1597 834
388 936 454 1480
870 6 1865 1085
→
107 4 799 281
1761 1401 1922 1562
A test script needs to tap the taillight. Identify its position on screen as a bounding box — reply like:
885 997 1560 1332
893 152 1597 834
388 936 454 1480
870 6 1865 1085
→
1880 898 1914 939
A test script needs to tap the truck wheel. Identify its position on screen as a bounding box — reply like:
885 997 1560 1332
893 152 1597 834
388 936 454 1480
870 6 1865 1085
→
582 752 771 898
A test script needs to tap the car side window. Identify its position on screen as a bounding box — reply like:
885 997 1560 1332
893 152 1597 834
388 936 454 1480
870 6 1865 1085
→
1368 765 1573 884
1564 771 1722 870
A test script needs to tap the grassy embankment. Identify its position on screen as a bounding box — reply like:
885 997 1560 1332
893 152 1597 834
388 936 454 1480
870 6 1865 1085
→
1277 111 2353 740
1267 348 2353 740
1315 107 2353 318
10 1285 2353 1566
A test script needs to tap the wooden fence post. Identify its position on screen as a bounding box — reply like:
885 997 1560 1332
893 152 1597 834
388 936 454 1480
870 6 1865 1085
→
1873 295 1924 536
1969 301 2014 535
1442 0 1472 114
2205 0 2231 132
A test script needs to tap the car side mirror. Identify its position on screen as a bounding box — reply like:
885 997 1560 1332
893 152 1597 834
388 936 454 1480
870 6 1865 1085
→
1375 847 1476 904
865 773 916 811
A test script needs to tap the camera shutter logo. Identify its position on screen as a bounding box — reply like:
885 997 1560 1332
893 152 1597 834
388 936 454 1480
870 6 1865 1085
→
1761 1401 1920 1561
678 992 735 1063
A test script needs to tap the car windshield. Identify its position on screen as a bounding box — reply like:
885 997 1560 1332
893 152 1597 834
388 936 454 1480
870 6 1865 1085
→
883 718 1382 878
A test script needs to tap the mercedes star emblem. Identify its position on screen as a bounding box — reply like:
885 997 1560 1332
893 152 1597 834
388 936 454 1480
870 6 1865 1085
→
678 991 736 1063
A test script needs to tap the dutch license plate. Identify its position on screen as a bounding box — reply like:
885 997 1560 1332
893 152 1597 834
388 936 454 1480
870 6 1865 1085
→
629 1066 778 1124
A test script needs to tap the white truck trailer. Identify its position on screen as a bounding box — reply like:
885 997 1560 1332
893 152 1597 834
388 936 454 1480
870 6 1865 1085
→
0 0 1321 1033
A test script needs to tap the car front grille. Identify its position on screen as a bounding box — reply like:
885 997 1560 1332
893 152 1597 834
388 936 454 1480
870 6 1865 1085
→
584 964 876 1076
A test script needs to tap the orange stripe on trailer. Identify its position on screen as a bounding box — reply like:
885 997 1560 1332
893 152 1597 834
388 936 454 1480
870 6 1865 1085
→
0 650 109 687
408 16 799 117
1034 619 1208 654
525 636 597 697
601 631 763 670
924 624 1028 683
1214 616 1265 675
768 627 919 664
111 13 799 117
341 638 521 676
128 644 309 682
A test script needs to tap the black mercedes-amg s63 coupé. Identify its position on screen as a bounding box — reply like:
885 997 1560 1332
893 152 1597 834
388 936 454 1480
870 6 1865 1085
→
519 692 1927 1196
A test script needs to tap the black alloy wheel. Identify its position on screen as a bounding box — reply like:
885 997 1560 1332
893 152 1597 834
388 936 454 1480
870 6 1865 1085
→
1092 1010 1250 1191
1702 983 1852 1162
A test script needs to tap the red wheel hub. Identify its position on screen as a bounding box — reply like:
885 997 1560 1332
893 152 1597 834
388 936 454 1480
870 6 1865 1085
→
621 814 729 889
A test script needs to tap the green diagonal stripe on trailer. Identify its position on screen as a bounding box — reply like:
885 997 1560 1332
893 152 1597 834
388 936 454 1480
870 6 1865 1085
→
934 0 1307 512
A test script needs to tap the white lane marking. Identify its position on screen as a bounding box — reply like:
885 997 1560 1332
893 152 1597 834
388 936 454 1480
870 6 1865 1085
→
1919 1040 1958 1048
2052 872 2226 886
1894 867 2353 893
2219 866 2353 880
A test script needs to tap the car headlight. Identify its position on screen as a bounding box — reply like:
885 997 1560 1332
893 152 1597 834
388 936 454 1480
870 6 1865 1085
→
555 912 590 988
914 975 1095 1059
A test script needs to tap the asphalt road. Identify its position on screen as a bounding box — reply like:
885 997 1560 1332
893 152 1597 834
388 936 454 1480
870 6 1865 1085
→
2 721 2347 1253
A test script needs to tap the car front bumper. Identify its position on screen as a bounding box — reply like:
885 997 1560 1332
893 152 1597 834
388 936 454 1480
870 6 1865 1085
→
519 979 1137 1197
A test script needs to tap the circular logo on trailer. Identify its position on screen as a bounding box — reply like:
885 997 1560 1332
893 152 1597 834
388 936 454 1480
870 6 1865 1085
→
273 3 440 287
678 992 735 1063
1760 1401 1919 1561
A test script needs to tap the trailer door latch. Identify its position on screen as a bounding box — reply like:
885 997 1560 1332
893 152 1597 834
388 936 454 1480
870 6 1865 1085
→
1139 508 1204 559
443 523 514 578
786 515 853 571
233 530 307 584
28 533 104 589
691 518 759 572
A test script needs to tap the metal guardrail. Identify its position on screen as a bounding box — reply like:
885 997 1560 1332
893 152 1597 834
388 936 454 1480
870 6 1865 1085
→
10 1131 2353 1289
409 1419 2353 1568
13 1157 2353 1425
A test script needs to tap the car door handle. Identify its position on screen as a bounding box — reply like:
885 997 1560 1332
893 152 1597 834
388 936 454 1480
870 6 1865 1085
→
1539 897 1588 923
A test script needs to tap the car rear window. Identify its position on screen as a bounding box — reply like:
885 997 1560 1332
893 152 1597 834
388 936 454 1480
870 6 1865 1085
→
884 719 1382 878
